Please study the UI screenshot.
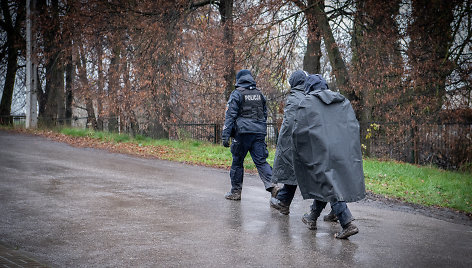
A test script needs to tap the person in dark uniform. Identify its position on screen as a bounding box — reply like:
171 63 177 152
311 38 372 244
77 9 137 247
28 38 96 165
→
221 69 279 200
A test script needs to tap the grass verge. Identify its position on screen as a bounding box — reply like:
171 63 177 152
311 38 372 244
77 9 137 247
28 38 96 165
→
364 159 471 213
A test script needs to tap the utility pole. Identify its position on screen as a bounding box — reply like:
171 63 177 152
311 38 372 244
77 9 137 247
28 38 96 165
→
26 0 38 128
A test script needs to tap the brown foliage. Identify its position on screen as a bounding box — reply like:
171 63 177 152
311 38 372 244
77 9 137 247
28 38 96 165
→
1 0 471 168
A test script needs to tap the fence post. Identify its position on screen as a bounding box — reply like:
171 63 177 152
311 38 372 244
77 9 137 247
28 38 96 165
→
410 125 419 164
212 124 215 144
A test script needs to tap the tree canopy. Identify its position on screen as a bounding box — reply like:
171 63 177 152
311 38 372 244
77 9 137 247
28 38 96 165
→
1 0 471 167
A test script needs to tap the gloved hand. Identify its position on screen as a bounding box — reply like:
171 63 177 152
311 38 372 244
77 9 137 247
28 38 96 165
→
222 137 230 147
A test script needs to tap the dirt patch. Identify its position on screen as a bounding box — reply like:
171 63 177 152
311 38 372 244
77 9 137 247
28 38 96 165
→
5 128 176 159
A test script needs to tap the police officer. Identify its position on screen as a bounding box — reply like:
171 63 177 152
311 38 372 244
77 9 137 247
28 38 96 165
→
222 69 279 200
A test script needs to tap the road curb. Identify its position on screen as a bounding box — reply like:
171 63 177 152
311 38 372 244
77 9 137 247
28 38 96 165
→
0 243 48 268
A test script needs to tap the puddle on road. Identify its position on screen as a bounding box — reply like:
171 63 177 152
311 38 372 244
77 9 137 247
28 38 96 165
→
315 232 330 238
243 219 267 233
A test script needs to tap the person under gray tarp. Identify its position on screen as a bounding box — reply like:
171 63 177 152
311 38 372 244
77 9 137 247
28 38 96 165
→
292 73 366 239
270 70 307 215
221 69 279 200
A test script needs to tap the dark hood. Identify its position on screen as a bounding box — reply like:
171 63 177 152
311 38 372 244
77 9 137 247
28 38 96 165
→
312 90 346 104
235 69 256 89
304 74 328 93
304 74 345 104
289 70 307 89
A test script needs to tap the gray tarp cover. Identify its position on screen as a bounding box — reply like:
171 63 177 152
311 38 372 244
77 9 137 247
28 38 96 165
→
273 71 306 185
292 75 365 202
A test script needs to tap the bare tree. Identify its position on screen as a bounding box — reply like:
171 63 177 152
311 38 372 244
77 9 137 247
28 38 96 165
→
408 0 461 119
351 0 402 155
0 0 25 125
38 0 65 126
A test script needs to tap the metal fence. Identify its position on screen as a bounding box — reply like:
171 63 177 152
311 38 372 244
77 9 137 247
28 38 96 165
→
0 115 93 129
170 121 471 169
361 122 472 169
169 123 279 146
0 115 26 126
4 114 470 169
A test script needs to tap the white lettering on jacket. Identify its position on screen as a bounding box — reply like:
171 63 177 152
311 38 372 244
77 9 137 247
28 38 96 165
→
245 94 261 101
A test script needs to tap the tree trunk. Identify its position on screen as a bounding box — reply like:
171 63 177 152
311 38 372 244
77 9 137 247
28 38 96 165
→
303 0 321 74
96 43 104 131
107 44 120 133
77 43 97 130
36 66 46 116
147 6 184 139
352 0 402 156
314 1 354 100
0 39 18 125
0 0 24 125
85 98 96 130
218 0 235 101
42 0 65 127
408 0 458 120
65 38 74 126
43 52 65 127
62 1 75 126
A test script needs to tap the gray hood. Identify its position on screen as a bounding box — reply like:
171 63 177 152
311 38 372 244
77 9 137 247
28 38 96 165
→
304 74 344 104
311 89 345 104
304 74 328 93
289 70 307 89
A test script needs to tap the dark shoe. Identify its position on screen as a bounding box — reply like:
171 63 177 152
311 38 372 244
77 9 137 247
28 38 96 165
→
335 223 359 239
270 197 290 215
224 191 241 200
270 185 281 198
301 212 318 230
323 212 338 222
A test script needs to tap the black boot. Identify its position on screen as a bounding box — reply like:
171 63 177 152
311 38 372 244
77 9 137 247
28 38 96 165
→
270 185 281 198
224 191 241 200
323 211 338 222
270 197 290 215
335 223 359 239
302 211 318 230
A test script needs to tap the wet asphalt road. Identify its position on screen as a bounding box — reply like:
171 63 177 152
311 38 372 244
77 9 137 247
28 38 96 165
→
0 130 471 267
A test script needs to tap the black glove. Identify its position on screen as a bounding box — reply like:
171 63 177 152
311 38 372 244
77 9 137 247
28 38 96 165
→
222 137 230 147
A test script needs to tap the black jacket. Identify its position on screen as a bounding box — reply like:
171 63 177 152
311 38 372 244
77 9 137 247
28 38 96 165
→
222 71 267 139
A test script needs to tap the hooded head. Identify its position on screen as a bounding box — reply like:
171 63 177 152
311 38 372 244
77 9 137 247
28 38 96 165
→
289 70 307 89
304 74 329 94
235 69 256 89
305 74 345 104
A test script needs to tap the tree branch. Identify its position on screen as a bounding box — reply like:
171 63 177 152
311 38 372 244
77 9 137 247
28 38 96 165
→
190 0 219 9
